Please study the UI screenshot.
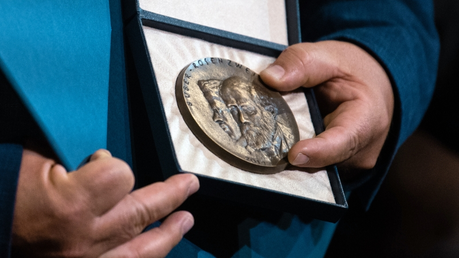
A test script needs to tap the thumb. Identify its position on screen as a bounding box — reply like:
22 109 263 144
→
287 100 375 169
288 126 356 168
260 42 344 91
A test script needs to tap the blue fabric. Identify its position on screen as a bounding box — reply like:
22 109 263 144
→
302 0 438 147
300 0 439 208
0 144 22 258
0 0 130 256
231 216 337 258
168 210 337 258
0 0 439 257
107 0 133 166
0 0 112 171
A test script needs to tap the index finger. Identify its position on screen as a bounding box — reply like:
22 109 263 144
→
288 99 381 169
96 173 199 240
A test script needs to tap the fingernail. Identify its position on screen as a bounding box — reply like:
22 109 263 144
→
98 149 112 158
89 149 112 162
292 153 309 166
181 214 194 234
263 64 285 81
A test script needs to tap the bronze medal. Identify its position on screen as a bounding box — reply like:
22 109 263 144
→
176 57 300 174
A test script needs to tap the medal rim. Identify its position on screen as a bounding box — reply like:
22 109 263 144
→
175 57 299 174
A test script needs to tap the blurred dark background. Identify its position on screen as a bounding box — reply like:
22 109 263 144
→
326 0 459 257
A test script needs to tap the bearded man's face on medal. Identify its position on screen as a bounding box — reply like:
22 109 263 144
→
176 57 299 174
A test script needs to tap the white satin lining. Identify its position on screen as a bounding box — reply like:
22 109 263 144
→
142 26 335 204
138 0 288 46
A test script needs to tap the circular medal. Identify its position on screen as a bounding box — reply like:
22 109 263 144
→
176 57 299 174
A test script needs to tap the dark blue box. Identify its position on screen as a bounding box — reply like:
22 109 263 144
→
124 0 347 222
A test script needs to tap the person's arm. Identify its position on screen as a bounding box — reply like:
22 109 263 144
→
12 144 199 257
261 0 439 207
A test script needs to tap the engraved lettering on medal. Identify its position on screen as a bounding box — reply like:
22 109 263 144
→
245 156 257 163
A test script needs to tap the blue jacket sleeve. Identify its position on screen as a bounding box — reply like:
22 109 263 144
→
0 144 22 258
299 0 440 208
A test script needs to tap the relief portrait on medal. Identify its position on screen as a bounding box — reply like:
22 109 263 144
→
176 57 299 173
198 76 292 165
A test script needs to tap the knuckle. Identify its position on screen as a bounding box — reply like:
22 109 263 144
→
97 158 135 189
52 199 88 223
102 207 142 245
345 129 374 169
116 226 138 245
129 194 158 231
104 157 131 174
282 43 315 70
336 126 360 163
112 159 134 182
